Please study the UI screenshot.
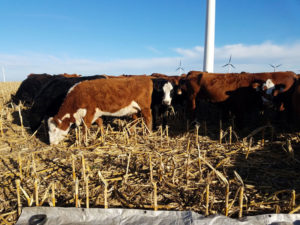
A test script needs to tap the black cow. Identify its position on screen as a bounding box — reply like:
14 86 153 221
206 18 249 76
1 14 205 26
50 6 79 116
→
12 73 81 105
12 73 53 105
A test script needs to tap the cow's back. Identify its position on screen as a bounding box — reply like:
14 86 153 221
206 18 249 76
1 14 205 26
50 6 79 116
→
13 73 53 104
57 76 153 118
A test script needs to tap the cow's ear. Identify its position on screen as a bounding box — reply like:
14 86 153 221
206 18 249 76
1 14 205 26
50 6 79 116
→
273 84 286 96
177 88 182 95
48 117 56 128
152 80 161 90
154 83 160 90
251 82 261 90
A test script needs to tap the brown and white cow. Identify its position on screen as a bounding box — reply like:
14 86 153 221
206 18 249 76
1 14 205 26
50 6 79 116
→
47 76 153 145
178 71 297 126
29 75 107 132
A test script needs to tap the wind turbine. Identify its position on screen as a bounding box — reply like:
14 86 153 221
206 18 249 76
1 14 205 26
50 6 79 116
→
1 66 5 82
269 64 281 72
176 60 184 75
222 55 235 73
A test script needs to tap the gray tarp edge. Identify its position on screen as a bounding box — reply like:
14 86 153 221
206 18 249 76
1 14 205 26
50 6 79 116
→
16 207 300 225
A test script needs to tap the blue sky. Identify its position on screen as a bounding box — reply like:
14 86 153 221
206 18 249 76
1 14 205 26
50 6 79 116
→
1 0 300 81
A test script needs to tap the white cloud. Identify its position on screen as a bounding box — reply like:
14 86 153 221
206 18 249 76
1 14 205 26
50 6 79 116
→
176 41 300 72
1 41 300 81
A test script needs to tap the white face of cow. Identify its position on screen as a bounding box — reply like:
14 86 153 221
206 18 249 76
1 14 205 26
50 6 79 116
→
162 82 173 106
260 79 275 104
263 79 275 95
48 117 70 145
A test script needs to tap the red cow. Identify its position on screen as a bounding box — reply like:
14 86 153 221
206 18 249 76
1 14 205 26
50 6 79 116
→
178 71 297 126
47 77 153 145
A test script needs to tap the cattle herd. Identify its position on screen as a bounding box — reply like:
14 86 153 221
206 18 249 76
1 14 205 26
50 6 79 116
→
12 71 300 145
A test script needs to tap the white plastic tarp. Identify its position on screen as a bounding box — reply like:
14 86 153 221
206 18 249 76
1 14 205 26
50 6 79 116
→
16 207 300 225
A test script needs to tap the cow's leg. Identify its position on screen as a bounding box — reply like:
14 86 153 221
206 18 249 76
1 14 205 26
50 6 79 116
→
95 117 104 134
81 110 95 134
132 114 138 120
187 94 197 122
141 108 152 132
161 105 169 129
152 105 159 130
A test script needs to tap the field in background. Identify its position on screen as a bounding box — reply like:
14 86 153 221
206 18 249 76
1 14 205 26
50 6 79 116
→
1 82 300 224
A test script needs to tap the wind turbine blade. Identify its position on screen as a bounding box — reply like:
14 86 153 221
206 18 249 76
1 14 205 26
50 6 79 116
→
229 55 232 63
231 64 235 69
276 64 282 68
222 64 229 67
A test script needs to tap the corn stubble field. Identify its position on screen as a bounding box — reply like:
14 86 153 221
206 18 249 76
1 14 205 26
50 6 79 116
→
1 82 300 224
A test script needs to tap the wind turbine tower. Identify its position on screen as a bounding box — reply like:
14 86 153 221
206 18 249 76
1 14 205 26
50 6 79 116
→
223 55 235 73
176 60 184 75
203 0 216 73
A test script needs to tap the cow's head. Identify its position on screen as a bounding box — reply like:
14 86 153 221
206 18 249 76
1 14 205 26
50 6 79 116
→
252 79 286 107
162 82 173 105
48 117 70 145
152 78 174 106
177 76 188 96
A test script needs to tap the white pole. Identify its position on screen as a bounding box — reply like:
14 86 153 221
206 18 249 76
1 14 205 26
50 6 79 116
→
2 66 5 82
203 0 216 73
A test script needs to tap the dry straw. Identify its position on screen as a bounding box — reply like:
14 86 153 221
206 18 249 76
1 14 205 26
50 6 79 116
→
205 184 210 216
15 180 21 216
85 175 90 208
18 153 23 180
186 138 190 186
72 154 76 181
39 183 51 206
124 152 131 183
153 182 158 211
166 125 169 146
17 105 24 137
52 182 56 207
234 171 244 218
98 170 108 209
34 179 39 206
225 184 230 216
20 184 33 206
75 177 79 208
81 154 86 182
195 125 199 145
149 153 153 183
